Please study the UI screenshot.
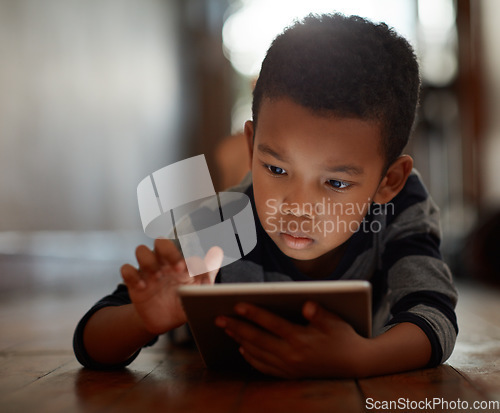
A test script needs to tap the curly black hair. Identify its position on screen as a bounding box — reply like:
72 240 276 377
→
252 13 420 169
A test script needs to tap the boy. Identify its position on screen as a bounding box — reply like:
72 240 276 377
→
74 13 458 379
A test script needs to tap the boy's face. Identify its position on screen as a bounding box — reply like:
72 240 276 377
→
246 98 387 275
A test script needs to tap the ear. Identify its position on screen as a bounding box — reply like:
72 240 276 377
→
373 155 413 204
244 120 254 169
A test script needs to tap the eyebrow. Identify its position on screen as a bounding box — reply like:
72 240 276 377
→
257 143 364 176
324 164 365 176
257 143 288 162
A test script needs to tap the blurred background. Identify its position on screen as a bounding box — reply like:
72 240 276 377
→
0 0 499 291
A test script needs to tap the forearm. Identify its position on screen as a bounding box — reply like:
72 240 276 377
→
358 322 432 377
82 304 158 366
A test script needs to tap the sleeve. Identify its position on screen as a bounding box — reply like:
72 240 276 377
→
380 172 458 366
73 283 158 370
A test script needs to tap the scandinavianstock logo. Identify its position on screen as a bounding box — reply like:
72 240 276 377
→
137 155 257 276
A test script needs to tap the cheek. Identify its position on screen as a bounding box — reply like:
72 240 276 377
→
314 197 370 237
335 208 365 225
252 176 284 232
254 184 278 221
253 170 278 203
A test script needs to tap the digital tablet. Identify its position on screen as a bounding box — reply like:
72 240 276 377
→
177 280 372 369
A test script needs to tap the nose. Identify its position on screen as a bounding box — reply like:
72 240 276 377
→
281 181 314 218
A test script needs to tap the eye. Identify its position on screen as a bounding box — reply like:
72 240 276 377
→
327 179 351 190
266 165 287 175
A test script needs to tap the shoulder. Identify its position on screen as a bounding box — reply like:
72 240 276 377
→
383 169 441 241
389 170 433 219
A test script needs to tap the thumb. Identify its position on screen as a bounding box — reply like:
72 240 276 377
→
302 301 340 332
201 246 224 284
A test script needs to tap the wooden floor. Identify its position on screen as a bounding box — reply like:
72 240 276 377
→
0 252 499 412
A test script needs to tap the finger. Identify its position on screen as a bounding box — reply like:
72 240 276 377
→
201 246 223 284
237 338 289 374
239 346 290 378
154 238 183 268
204 246 223 272
135 245 160 274
302 301 342 333
217 316 283 353
120 264 145 289
233 303 302 339
184 255 206 277
186 246 223 279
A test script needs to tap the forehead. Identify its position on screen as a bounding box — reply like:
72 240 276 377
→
254 98 385 170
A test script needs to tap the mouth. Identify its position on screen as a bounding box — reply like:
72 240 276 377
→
279 232 314 250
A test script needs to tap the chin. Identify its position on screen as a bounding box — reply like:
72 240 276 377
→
277 245 320 261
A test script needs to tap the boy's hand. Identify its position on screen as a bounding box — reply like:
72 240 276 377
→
121 239 222 335
215 302 368 379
